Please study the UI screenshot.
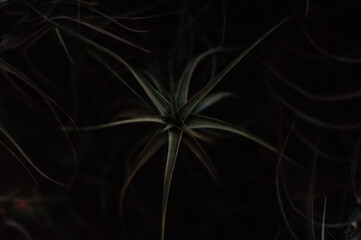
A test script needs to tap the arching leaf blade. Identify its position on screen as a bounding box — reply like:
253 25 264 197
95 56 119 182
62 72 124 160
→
76 115 166 131
89 52 154 111
186 114 302 168
193 91 237 114
23 0 171 115
119 130 167 216
180 17 288 119
176 48 223 106
182 134 220 184
0 126 66 186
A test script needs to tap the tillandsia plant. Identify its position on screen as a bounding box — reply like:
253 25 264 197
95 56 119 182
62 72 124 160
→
76 17 290 240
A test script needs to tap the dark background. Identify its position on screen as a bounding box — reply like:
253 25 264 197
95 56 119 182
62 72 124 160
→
1 0 361 239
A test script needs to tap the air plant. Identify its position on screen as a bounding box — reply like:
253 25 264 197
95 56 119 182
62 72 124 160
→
74 18 290 240
22 1 292 239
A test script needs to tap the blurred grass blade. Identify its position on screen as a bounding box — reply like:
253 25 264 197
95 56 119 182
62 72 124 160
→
1 25 52 50
143 70 168 99
263 62 361 102
4 219 32 240
305 0 310 19
180 122 214 143
176 48 223 106
161 129 182 240
49 16 149 53
275 121 300 240
187 114 302 168
187 114 278 154
54 27 74 64
169 62 178 119
131 67 171 115
0 126 66 186
78 115 166 131
24 0 171 115
180 17 288 118
183 134 220 184
0 60 78 189
0 139 39 188
80 3 155 33
193 91 237 114
0 0 8 7
0 59 79 134
43 98 78 191
322 198 327 240
89 52 153 111
119 130 167 215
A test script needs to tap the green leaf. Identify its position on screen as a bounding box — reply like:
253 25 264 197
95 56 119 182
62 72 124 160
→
182 134 220 184
187 114 278 154
54 27 74 64
275 122 300 240
4 219 32 240
0 0 8 8
143 70 169 99
78 115 166 131
193 91 237 114
89 52 153 111
176 48 223 106
0 59 79 133
186 114 302 168
179 17 288 119
180 122 214 143
24 0 171 115
70 2 154 33
99 50 170 115
49 15 149 53
169 62 179 120
0 59 78 189
0 126 66 187
119 130 167 215
161 129 182 240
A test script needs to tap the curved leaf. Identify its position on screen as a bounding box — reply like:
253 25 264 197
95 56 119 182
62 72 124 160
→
176 48 223 106
187 114 278 154
0 126 66 186
182 134 220 184
55 27 74 64
275 122 300 240
49 15 149 53
143 70 169 99
0 59 79 133
79 115 166 131
4 219 32 240
193 91 237 114
119 130 167 215
89 52 153 111
186 114 302 168
24 0 171 115
179 17 288 119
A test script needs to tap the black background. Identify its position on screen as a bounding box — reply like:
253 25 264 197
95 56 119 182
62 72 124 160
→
1 0 361 239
